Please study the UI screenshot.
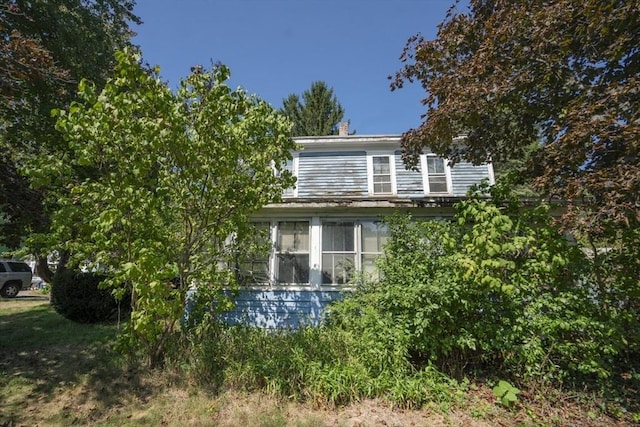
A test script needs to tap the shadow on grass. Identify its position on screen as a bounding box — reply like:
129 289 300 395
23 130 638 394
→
0 303 153 425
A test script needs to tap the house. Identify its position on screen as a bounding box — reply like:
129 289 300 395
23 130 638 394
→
220 133 494 328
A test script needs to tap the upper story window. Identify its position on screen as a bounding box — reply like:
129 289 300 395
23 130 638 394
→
422 155 450 194
367 154 396 195
277 156 297 198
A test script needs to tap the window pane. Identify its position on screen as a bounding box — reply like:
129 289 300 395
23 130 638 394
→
373 156 390 174
322 223 354 251
374 182 392 193
8 262 31 273
322 254 355 284
277 254 309 283
239 260 270 284
427 157 445 174
361 221 389 252
276 221 309 284
361 254 379 275
238 222 271 284
283 158 295 196
278 222 309 252
372 156 392 194
429 176 448 193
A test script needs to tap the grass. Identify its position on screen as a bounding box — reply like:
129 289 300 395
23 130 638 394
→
1 292 638 426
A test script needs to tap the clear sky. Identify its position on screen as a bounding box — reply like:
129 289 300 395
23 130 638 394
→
132 0 465 135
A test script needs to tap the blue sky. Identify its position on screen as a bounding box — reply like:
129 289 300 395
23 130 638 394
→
132 0 465 135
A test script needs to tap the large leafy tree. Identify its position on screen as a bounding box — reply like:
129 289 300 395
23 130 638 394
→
281 81 347 136
0 0 138 277
390 0 639 239
35 51 296 366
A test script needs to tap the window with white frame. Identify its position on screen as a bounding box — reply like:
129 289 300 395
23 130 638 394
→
237 220 390 287
276 221 309 284
424 155 449 193
237 222 271 284
282 156 297 197
367 154 395 195
273 156 297 198
360 221 388 278
322 222 356 284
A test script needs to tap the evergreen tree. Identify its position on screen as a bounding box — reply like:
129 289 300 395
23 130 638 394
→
281 81 346 136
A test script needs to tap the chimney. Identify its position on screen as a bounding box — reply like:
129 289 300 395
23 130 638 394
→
338 122 349 136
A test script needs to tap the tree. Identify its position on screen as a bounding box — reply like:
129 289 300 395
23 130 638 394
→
0 0 139 279
390 0 639 239
281 81 347 136
37 51 296 366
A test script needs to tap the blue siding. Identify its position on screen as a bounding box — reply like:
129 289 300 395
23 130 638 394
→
450 162 491 196
297 151 367 197
220 289 344 328
394 151 424 197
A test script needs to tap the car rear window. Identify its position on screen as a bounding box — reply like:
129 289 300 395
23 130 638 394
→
7 262 32 273
0 264 5 273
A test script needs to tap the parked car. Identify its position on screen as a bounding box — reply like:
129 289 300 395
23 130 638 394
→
0 260 33 298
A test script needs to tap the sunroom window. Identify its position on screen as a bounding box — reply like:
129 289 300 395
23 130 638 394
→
276 221 309 284
360 221 388 278
322 222 356 284
237 222 271 285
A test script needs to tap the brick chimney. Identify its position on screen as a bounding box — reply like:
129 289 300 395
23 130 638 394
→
338 122 349 136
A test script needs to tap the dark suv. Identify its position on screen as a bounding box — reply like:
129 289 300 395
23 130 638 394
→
0 260 33 298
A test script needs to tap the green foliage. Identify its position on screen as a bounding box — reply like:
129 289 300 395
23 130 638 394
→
391 0 639 253
281 81 346 136
50 269 130 323
327 180 638 385
34 50 296 367
0 0 138 259
182 323 463 409
492 380 520 407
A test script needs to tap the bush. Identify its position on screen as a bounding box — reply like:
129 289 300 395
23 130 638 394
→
327 181 636 385
51 269 130 323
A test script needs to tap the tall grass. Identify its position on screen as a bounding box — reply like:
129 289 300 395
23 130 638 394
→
179 323 465 409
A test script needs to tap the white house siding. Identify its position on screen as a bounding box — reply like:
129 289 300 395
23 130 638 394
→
297 151 368 197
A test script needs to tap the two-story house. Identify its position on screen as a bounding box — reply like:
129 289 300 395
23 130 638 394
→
221 133 494 328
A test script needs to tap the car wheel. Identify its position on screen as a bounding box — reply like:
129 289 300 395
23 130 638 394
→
1 282 20 298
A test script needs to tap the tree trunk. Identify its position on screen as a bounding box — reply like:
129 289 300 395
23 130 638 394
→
34 254 53 283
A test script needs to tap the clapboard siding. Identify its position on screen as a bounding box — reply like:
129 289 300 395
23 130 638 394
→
450 162 490 196
220 289 343 328
394 150 424 197
297 151 367 197
217 136 496 329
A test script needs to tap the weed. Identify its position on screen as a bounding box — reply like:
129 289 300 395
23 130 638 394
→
492 380 520 408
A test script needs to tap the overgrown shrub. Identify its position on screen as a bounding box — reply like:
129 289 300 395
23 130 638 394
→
327 181 637 385
51 269 130 323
